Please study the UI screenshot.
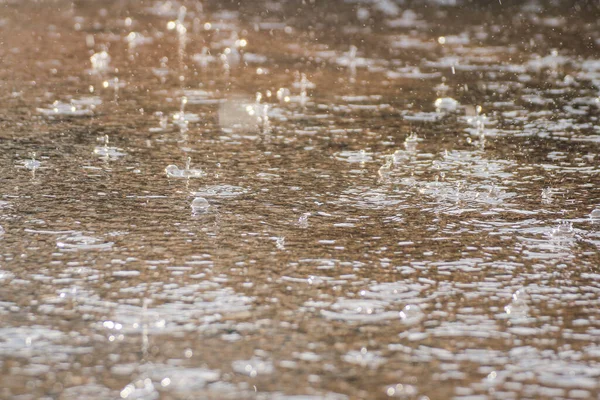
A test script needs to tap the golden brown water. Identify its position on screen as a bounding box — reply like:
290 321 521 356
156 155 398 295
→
1 0 600 399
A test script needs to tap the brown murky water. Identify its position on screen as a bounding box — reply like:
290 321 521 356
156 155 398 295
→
1 0 600 399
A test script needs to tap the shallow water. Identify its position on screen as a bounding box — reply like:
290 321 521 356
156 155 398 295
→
1 0 600 399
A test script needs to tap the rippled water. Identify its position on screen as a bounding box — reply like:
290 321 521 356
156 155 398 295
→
1 0 600 399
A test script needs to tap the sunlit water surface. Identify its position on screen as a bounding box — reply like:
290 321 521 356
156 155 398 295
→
1 0 600 399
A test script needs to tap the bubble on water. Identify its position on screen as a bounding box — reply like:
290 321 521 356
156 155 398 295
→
590 209 600 223
399 304 424 325
191 197 210 214
434 97 459 113
90 51 111 73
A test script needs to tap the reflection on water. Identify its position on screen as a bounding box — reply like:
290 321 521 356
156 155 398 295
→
1 0 600 398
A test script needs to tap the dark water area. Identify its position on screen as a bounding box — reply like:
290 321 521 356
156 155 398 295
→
1 0 600 399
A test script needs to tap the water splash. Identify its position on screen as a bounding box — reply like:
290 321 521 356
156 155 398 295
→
541 187 554 204
550 221 574 239
165 157 205 178
90 51 111 73
434 97 460 113
93 135 126 159
23 153 41 171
